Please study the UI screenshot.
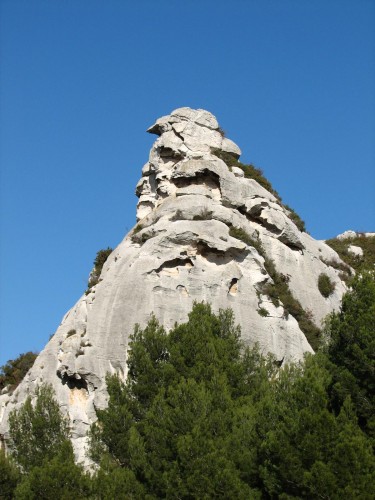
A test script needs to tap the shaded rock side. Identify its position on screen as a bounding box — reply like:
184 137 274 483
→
0 107 349 463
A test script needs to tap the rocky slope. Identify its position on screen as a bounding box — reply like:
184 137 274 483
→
326 230 375 269
0 108 349 463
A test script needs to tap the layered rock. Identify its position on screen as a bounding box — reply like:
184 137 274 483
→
0 108 349 463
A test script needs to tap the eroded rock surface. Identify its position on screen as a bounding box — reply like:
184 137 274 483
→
0 107 349 464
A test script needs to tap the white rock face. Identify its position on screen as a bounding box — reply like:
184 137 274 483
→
348 245 363 257
336 230 358 240
0 107 349 464
336 230 375 240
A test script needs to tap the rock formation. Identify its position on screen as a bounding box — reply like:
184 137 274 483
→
0 108 350 463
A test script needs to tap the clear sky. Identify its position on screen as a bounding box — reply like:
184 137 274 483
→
0 0 374 366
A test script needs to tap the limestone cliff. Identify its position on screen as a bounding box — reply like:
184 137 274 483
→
0 108 349 463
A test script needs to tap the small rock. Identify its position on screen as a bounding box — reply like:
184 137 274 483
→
232 166 244 178
348 245 363 257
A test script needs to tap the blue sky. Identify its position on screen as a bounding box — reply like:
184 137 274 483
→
1 0 374 366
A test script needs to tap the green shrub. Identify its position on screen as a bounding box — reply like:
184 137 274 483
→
318 273 335 298
229 226 264 254
87 247 113 289
140 232 152 244
14 441 91 499
257 307 269 317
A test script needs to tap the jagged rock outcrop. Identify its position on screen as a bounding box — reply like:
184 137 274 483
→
0 108 350 463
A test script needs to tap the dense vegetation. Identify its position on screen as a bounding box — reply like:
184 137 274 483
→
326 272 375 439
1 273 374 498
212 149 306 232
0 352 37 393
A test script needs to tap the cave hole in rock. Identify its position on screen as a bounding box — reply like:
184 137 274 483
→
151 257 194 274
278 234 304 252
138 200 155 212
172 169 221 192
237 205 282 235
228 278 239 295
158 146 185 163
196 242 248 265
156 188 169 199
176 285 189 296
58 372 88 392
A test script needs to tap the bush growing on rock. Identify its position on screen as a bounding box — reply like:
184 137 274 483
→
257 307 269 317
318 273 336 298
229 226 262 251
87 247 113 289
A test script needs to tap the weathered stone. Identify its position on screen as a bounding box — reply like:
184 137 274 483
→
336 230 358 240
221 137 242 157
0 107 350 465
348 245 363 257
232 166 244 178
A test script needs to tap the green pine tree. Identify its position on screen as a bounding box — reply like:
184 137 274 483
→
8 384 70 472
326 271 375 437
90 300 374 498
14 441 91 500
90 303 265 498
0 448 20 499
